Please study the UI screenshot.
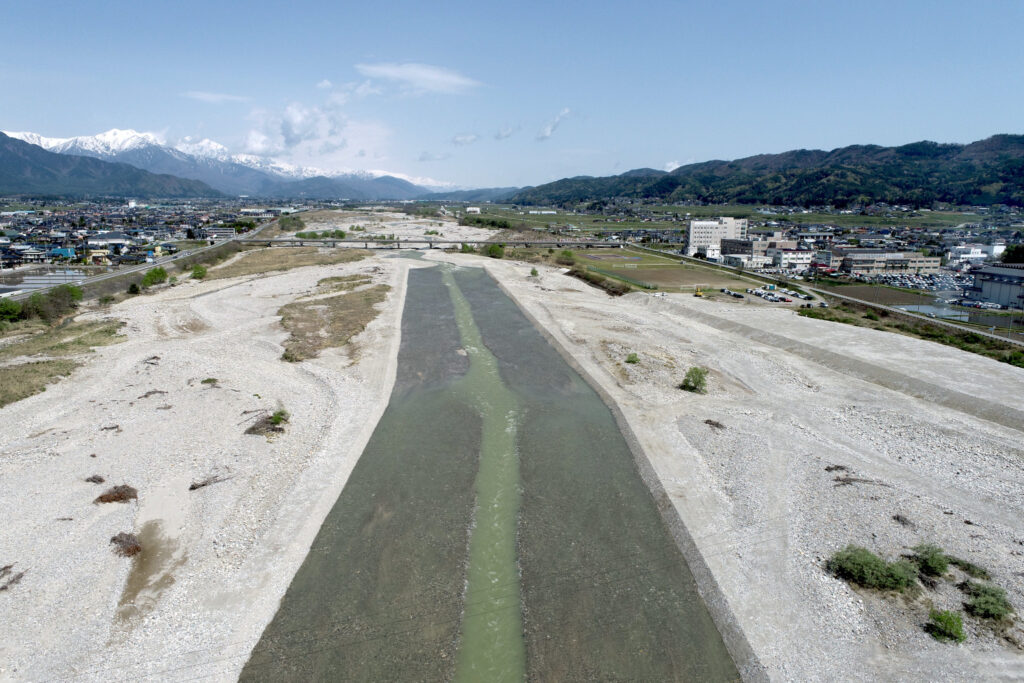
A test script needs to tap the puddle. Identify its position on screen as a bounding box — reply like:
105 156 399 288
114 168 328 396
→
115 520 186 626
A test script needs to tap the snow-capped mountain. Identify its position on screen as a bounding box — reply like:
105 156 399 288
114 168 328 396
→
7 129 165 157
3 128 437 198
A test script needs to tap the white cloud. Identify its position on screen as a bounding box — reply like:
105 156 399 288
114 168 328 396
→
537 108 571 141
243 96 392 170
494 126 518 140
451 133 478 146
663 160 680 171
355 62 480 94
182 91 249 104
316 79 333 89
418 151 452 162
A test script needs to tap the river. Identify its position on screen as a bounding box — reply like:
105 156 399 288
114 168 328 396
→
240 261 738 681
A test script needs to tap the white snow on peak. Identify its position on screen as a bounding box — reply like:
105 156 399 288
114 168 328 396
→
5 128 164 156
4 131 63 148
4 127 455 189
175 136 231 161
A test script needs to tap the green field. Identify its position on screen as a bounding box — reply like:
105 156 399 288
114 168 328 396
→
578 248 753 290
477 207 682 234
480 204 982 231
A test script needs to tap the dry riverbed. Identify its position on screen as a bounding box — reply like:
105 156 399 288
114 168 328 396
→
2 242 1022 681
0 250 412 681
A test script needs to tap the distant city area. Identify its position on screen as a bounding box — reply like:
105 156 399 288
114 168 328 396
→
3 199 1022 320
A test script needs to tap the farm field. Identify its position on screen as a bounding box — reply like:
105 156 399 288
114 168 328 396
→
579 248 754 291
816 283 936 306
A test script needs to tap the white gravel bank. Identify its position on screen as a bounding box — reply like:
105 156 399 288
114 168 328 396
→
428 252 1024 681
0 254 412 681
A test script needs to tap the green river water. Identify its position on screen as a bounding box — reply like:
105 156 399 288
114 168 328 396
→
240 262 738 681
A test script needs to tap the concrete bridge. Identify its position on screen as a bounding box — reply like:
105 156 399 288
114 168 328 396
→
235 238 631 250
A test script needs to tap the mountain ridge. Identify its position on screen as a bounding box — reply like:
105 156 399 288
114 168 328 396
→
4 129 436 199
511 135 1024 207
0 132 221 198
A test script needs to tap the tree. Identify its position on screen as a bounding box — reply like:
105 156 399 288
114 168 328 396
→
679 366 708 393
0 298 21 322
141 267 168 288
1002 244 1024 263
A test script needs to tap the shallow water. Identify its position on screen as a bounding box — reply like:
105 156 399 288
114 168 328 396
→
241 264 737 681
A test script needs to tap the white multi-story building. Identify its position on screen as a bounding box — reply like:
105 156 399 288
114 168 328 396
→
947 243 1006 264
685 217 748 256
767 248 813 269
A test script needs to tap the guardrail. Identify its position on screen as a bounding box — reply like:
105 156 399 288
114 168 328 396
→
627 244 1024 348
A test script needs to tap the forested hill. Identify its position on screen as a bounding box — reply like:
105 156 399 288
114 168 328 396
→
511 135 1024 207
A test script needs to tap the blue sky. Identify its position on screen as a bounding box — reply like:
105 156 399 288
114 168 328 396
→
2 0 1022 187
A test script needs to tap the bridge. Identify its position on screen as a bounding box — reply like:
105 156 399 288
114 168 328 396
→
235 238 631 250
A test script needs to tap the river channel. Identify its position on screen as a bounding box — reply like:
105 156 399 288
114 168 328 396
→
240 262 738 681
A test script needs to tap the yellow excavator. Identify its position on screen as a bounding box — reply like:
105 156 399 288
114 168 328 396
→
694 286 704 297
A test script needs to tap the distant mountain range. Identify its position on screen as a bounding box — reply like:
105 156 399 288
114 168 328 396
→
511 135 1024 207
5 128 1023 206
0 132 221 198
419 187 520 202
2 129 435 200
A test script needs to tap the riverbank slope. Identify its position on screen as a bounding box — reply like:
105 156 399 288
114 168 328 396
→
427 252 1024 680
0 254 411 681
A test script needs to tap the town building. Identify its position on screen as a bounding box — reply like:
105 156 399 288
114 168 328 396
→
720 237 797 258
723 254 771 269
767 248 813 269
686 217 748 256
966 263 1024 309
837 249 941 275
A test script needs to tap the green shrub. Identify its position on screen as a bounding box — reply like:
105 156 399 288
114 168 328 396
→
679 366 708 393
926 609 965 643
864 311 880 321
127 283 141 295
948 556 990 580
191 265 208 279
141 266 168 288
200 377 218 385
826 545 916 591
912 543 950 576
625 353 640 364
555 249 575 266
961 581 1013 620
486 243 505 259
530 267 539 277
19 284 83 322
460 243 475 254
270 409 290 425
0 298 21 322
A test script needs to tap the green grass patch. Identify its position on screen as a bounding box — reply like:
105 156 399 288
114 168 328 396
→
911 543 950 577
585 265 658 290
827 545 917 591
0 320 124 362
947 556 990 580
0 359 79 408
961 581 1013 620
567 267 631 296
278 284 390 361
926 609 966 643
